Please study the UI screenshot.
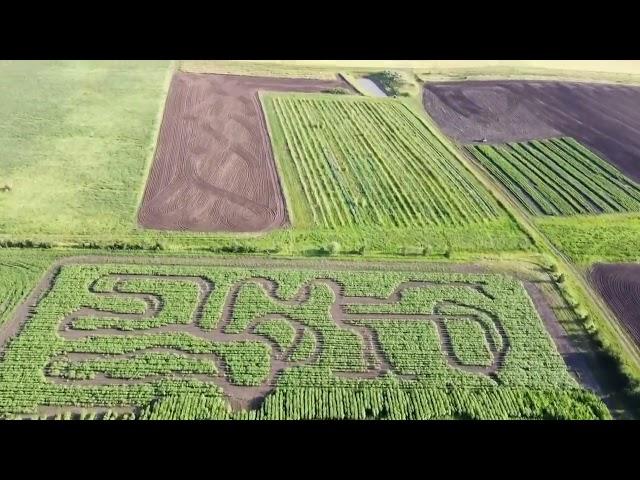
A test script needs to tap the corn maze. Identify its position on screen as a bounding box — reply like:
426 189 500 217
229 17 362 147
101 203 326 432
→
0 260 608 420
467 137 640 217
263 94 503 228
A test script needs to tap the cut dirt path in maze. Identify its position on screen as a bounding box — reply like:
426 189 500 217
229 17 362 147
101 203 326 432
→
0 255 607 411
138 73 352 232
423 81 640 182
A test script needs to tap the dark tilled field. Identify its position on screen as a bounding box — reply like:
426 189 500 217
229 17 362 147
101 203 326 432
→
591 263 640 346
423 81 640 182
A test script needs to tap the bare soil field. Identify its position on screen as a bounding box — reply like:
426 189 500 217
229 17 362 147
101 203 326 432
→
590 263 640 346
423 81 640 182
138 73 351 232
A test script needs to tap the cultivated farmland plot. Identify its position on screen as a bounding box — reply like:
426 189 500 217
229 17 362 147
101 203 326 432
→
0 258 608 420
423 80 640 183
138 73 353 233
467 137 640 217
263 94 502 228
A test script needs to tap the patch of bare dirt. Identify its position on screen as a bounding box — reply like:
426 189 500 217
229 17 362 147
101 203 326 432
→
590 263 640 346
138 73 352 232
423 81 640 182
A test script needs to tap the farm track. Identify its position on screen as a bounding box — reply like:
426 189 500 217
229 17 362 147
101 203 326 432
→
137 73 352 233
423 80 640 182
0 256 604 411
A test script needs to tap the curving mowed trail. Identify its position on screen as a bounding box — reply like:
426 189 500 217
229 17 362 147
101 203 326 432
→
138 73 351 232
591 263 640 345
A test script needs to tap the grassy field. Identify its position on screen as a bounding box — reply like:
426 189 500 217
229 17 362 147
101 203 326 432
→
0 61 172 237
537 214 640 263
0 258 609 419
467 138 640 217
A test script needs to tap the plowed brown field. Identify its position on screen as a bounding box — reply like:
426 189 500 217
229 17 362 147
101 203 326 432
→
138 73 350 232
423 81 640 182
591 263 640 346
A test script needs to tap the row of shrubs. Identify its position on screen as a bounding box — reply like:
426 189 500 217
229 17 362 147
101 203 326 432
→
0 238 454 258
0 239 53 249
317 242 453 257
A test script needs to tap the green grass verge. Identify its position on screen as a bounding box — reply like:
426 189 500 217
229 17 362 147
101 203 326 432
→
537 214 640 263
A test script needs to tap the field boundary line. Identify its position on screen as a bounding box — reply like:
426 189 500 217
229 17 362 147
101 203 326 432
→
133 60 177 230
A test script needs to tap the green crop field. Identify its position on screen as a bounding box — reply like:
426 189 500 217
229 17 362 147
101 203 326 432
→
0 259 608 420
265 94 502 227
262 93 529 254
467 137 640 217
0 60 171 237
0 250 60 327
536 214 640 263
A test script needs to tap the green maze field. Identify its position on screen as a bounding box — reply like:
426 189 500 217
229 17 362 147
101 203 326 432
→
0 261 608 420
467 137 640 217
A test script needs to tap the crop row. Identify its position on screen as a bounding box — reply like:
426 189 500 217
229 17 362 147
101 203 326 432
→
467 137 640 216
267 94 501 228
47 352 217 380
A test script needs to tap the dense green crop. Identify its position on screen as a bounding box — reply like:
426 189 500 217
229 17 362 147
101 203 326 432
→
467 137 640 216
48 352 217 380
264 93 505 228
444 319 493 367
0 262 609 420
254 318 296 352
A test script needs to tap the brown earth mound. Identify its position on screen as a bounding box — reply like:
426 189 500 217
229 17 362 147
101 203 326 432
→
591 263 640 346
423 81 640 182
138 73 351 232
